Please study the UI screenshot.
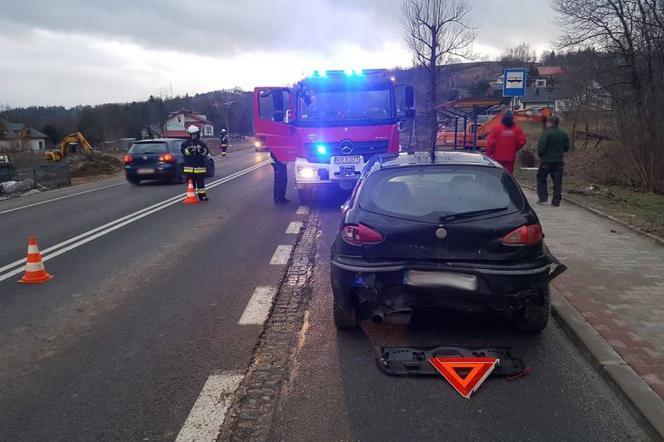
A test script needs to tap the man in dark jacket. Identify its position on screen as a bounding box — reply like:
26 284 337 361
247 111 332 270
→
220 128 229 157
270 151 289 205
181 125 210 201
536 115 570 206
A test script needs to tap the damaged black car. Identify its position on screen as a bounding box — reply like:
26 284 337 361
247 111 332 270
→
330 152 566 333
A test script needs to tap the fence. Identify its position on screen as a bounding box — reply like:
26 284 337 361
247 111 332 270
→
0 163 71 198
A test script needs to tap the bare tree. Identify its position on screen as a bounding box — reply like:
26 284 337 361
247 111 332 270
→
553 0 664 191
502 42 538 64
401 0 476 150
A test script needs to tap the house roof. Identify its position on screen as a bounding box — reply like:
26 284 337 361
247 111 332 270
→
520 86 560 104
0 119 47 140
537 66 564 76
167 110 213 125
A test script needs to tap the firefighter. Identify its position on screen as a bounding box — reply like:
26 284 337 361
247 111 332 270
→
220 128 229 157
181 125 209 201
270 151 289 205
486 111 527 174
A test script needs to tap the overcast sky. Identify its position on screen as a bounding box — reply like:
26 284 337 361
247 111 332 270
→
0 0 557 108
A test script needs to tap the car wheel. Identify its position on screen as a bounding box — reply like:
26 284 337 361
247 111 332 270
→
127 177 140 185
298 185 315 204
171 166 185 184
333 301 358 329
514 285 551 333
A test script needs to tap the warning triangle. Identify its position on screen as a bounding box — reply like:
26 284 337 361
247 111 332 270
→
429 357 499 399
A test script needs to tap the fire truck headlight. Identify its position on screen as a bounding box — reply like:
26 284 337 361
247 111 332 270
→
298 167 316 179
254 140 262 148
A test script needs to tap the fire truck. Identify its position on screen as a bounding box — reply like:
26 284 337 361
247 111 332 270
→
253 69 415 202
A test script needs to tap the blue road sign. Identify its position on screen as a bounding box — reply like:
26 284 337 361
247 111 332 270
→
503 68 527 97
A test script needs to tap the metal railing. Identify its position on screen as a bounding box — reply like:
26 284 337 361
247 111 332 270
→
0 163 71 198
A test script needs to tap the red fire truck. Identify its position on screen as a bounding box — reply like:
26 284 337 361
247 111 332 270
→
253 69 415 202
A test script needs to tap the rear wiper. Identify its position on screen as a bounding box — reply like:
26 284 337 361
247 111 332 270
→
439 207 508 222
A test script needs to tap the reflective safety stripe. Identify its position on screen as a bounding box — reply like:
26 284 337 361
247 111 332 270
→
197 189 207 194
184 148 192 156
25 261 45 272
183 167 194 173
194 168 207 173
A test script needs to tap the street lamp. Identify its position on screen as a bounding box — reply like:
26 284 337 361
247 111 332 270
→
222 101 236 139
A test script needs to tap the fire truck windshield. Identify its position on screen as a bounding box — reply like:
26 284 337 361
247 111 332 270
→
297 88 394 126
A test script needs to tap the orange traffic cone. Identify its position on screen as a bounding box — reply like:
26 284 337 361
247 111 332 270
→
18 235 53 284
183 179 199 204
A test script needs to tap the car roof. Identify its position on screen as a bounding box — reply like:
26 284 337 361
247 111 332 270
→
134 138 185 143
365 151 500 174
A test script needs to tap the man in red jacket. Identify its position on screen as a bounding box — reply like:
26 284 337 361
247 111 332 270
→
486 111 527 174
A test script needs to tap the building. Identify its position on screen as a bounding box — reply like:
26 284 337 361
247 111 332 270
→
163 110 214 138
0 120 47 151
516 86 564 112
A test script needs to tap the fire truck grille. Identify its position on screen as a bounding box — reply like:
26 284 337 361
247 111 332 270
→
303 140 390 163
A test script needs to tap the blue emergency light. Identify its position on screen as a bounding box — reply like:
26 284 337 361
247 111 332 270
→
316 144 329 155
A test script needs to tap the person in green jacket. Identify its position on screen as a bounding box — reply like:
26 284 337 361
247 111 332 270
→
537 115 570 207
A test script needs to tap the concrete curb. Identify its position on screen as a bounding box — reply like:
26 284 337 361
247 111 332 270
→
550 288 664 441
521 183 664 247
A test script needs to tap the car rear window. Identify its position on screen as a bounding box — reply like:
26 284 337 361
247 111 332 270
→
129 142 168 154
359 165 524 223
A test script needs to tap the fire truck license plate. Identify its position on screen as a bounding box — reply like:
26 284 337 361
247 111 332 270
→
334 155 362 165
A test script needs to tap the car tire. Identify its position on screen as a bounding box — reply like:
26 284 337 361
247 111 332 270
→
298 185 315 204
127 177 140 185
171 166 185 184
514 285 551 334
333 301 359 329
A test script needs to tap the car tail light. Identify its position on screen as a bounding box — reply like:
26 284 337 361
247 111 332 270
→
159 153 175 162
342 224 384 245
124 154 133 164
502 224 543 246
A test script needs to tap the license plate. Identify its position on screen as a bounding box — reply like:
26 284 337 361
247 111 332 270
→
405 271 478 291
137 168 154 175
334 155 362 165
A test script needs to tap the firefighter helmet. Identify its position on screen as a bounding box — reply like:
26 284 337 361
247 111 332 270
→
187 125 200 134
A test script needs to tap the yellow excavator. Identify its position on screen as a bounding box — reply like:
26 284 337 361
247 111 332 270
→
44 132 94 161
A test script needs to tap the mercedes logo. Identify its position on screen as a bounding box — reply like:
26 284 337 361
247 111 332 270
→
435 226 448 240
142 156 148 160
340 140 354 154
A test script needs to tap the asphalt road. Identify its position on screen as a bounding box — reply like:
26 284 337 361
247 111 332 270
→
268 193 652 442
0 150 654 441
0 150 302 441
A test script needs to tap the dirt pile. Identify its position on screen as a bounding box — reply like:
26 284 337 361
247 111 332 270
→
70 153 123 177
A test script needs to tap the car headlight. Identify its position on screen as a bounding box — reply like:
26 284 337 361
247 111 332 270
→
254 141 262 148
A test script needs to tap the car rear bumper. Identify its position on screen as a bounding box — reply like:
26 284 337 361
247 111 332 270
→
330 255 565 315
125 164 177 180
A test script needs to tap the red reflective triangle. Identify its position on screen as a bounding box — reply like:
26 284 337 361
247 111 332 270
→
429 357 499 399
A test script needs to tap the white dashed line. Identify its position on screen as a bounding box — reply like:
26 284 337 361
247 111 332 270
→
175 371 244 442
296 206 309 215
238 286 278 325
285 221 303 234
270 245 293 265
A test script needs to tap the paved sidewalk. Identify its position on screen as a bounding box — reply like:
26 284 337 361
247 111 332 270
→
525 190 664 399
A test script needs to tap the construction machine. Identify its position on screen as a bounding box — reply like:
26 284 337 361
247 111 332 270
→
44 132 94 161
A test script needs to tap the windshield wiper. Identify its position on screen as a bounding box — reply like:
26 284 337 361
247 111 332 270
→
439 207 508 222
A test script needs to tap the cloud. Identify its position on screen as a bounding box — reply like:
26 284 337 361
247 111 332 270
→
0 0 558 107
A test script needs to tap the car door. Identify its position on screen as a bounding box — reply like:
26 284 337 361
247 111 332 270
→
253 87 298 161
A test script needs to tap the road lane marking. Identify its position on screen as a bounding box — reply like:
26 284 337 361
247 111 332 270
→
175 371 244 442
238 286 278 325
0 161 269 283
296 206 309 215
269 245 293 265
285 221 303 234
0 182 125 215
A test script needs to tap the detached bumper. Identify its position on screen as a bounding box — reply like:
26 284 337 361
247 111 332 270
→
330 255 566 314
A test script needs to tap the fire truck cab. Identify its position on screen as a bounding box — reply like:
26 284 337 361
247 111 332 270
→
254 69 414 202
